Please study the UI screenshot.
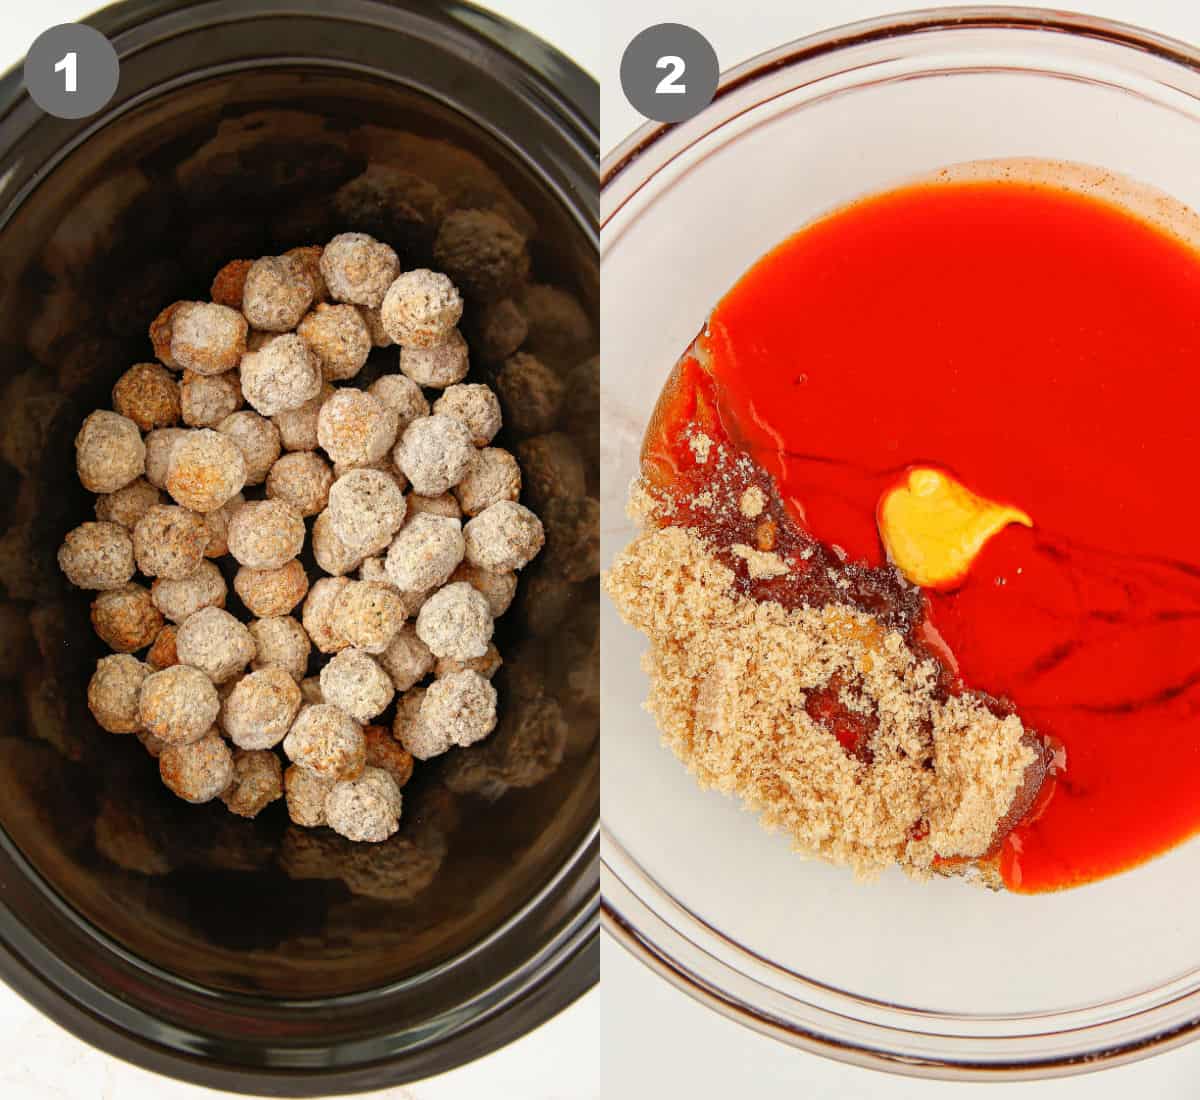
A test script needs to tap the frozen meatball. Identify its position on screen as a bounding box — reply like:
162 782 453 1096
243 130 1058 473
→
220 749 283 818
368 374 428 430
216 411 280 485
328 468 406 551
210 257 252 308
320 232 400 308
358 304 392 348
463 500 544 572
475 297 527 363
203 492 243 558
139 664 219 745
331 580 405 654
88 654 151 733
433 209 529 301
302 576 350 654
181 369 242 427
143 427 188 489
398 329 469 389
381 269 463 349
409 669 497 759
227 499 305 569
112 363 181 431
221 666 302 749
170 301 247 375
494 352 564 435
378 623 435 692
146 624 178 669
248 615 311 681
284 244 328 301
433 383 501 446
241 334 322 417
393 415 472 495
59 522 135 590
324 767 402 843
363 724 414 788
519 283 593 366
454 447 520 516
176 606 255 683
273 382 332 451
266 450 333 517
160 730 233 804
312 510 368 576
165 428 247 512
283 703 365 781
317 389 397 468
515 432 586 511
242 254 315 332
297 302 370 381
333 165 445 250
449 561 517 618
391 687 427 753
76 410 145 493
385 513 463 592
150 559 226 623
415 582 493 661
542 495 600 581
406 492 461 520
149 301 181 368
94 477 164 530
436 641 502 680
234 559 308 617
284 764 334 827
320 647 394 723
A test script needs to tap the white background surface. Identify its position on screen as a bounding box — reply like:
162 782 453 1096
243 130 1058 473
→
601 1 1200 1099
0 2 599 1099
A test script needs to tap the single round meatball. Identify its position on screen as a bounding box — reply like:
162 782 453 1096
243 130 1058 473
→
220 748 283 818
283 703 366 781
234 559 309 617
202 492 243 558
241 333 322 417
320 232 400 308
143 427 188 489
216 411 280 486
415 582 493 661
398 329 470 389
368 374 428 430
248 615 311 681
112 363 181 431
284 244 328 301
495 352 564 435
181 368 243 428
363 724 415 787
151 559 226 623
385 513 464 592
94 477 164 530
324 767 402 843
149 301 181 368
453 447 521 516
519 283 593 366
242 254 315 332
59 522 135 590
88 654 151 733
381 269 463 349
407 669 497 758
378 623 435 692
317 389 397 468
449 561 517 618
227 499 305 569
221 666 302 749
312 510 369 576
542 495 600 582
273 382 332 452
433 383 501 446
176 606 256 683
331 580 405 654
76 411 145 493
297 302 371 381
328 468 407 551
475 297 527 363
515 432 587 511
139 664 220 745
302 576 350 654
146 624 178 669
284 764 334 827
333 165 445 251
406 491 462 520
463 500 544 572
320 647 394 723
165 428 247 513
393 415 472 496
170 302 247 375
160 730 234 803
433 209 529 301
210 257 252 308
266 450 333 516
436 641 502 680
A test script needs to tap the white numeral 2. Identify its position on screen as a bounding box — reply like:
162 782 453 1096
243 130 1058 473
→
54 51 77 93
655 55 686 95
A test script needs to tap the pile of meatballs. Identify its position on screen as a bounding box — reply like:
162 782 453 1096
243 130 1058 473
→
57 232 551 844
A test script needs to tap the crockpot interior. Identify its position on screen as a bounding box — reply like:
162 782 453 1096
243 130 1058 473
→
0 66 598 1000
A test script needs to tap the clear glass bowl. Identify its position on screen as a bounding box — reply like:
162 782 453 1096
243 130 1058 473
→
600 7 1200 1079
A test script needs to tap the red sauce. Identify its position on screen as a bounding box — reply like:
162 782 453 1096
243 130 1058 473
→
655 180 1200 892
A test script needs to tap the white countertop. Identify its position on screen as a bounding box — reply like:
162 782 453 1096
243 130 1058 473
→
0 2 599 1098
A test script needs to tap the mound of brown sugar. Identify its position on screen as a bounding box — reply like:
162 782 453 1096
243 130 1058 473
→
604 520 1036 880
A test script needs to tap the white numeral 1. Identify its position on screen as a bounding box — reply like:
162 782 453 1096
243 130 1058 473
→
655 55 687 95
54 51 77 93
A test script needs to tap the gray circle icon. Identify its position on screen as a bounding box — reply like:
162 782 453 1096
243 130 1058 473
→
25 24 119 120
620 23 719 124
